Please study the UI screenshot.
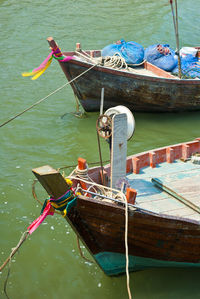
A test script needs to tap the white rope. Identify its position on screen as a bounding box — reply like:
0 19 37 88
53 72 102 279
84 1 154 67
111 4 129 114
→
70 168 106 195
102 54 145 70
68 175 122 196
124 194 132 299
68 174 132 298
103 54 129 70
75 50 97 64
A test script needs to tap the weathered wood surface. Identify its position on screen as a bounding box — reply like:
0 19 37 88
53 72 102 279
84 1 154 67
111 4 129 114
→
32 137 200 275
32 165 69 199
58 50 200 112
47 37 58 50
67 196 200 263
110 113 127 189
162 174 200 204
152 175 200 214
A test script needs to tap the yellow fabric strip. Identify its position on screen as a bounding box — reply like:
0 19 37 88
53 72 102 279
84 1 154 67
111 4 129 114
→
22 71 38 77
31 59 52 80
21 57 53 79
50 195 74 209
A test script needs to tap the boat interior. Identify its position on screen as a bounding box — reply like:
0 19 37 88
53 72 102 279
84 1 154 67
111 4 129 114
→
66 47 180 79
127 157 200 222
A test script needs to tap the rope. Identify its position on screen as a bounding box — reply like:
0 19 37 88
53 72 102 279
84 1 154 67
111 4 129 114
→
32 179 61 215
75 50 97 64
0 63 97 129
0 231 29 272
77 236 93 264
58 160 110 171
102 54 145 70
124 194 132 299
1 167 132 298
3 260 11 299
103 54 129 70
68 175 122 195
68 174 132 298
0 231 29 299
32 179 43 206
96 131 105 185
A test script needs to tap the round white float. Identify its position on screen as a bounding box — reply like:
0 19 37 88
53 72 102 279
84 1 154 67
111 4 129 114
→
104 105 135 140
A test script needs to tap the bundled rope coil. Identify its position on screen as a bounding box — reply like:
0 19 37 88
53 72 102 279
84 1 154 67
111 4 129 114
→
103 54 129 70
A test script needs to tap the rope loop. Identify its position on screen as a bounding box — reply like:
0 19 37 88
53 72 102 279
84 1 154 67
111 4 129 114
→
104 54 129 70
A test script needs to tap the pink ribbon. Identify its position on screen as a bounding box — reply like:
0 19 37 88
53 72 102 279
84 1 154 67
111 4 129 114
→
27 202 54 235
32 51 53 73
32 51 74 73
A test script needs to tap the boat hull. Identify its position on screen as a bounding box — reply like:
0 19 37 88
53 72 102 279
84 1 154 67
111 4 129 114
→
59 54 200 112
94 252 200 276
66 196 200 276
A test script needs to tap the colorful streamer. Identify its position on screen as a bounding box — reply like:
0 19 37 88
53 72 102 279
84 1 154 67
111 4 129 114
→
27 184 76 235
27 201 54 235
22 49 74 80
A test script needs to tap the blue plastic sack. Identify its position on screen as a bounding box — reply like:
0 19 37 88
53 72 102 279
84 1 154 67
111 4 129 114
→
102 39 144 64
144 44 178 71
172 54 200 78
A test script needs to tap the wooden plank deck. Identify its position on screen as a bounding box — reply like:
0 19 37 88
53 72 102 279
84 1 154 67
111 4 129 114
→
127 160 200 221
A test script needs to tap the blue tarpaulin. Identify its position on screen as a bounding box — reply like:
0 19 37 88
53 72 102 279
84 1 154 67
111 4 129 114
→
144 44 178 72
102 39 144 65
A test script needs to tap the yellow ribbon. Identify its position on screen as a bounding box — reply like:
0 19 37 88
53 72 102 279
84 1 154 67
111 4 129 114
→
22 58 53 80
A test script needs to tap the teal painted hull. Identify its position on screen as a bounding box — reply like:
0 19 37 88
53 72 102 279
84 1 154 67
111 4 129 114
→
94 252 200 276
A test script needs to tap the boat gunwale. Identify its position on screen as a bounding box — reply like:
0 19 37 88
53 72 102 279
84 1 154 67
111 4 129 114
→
61 51 200 85
76 194 200 226
81 137 200 225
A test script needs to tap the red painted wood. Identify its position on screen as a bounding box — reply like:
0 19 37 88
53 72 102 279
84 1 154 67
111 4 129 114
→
78 157 87 170
132 157 140 174
126 158 133 173
182 144 190 159
64 138 200 269
126 188 137 204
149 152 156 168
166 147 174 163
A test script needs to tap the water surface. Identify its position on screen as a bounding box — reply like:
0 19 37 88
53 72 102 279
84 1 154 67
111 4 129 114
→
1 0 200 298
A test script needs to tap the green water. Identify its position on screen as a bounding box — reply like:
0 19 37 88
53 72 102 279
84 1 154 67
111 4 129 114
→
1 0 200 298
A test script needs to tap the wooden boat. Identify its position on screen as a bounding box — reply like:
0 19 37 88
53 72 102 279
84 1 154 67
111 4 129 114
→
33 106 200 276
47 38 200 113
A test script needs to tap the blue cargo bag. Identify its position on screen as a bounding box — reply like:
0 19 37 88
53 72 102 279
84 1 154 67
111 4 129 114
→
102 39 144 65
144 44 177 71
172 54 200 78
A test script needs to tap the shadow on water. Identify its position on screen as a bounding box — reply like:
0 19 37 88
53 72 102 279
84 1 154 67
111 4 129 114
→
1 0 200 298
129 267 200 299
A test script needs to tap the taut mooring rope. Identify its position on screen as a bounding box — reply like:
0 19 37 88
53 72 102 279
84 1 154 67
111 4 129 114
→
0 63 98 129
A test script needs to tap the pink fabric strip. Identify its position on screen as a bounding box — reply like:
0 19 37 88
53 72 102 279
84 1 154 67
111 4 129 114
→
27 202 54 235
33 52 74 73
32 51 53 72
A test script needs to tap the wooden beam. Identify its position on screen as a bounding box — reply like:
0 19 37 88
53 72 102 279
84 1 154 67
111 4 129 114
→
110 113 127 189
32 165 70 199
152 178 200 214
47 37 64 58
47 37 58 50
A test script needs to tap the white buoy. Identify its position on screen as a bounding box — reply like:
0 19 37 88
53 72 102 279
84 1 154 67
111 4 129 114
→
104 105 135 140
